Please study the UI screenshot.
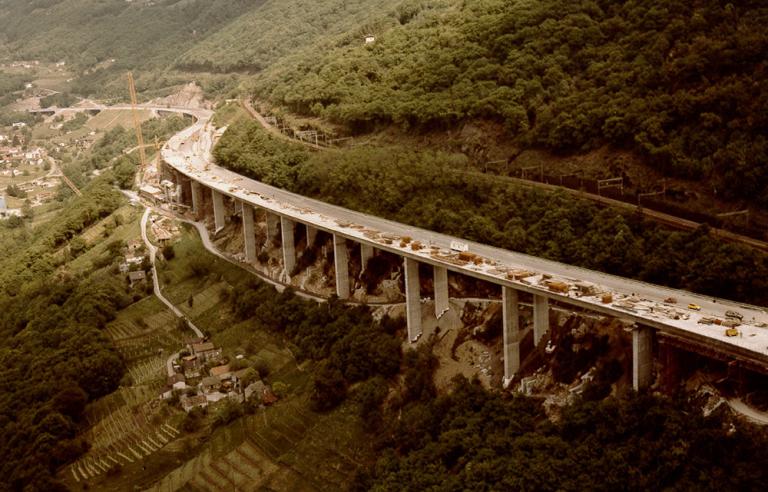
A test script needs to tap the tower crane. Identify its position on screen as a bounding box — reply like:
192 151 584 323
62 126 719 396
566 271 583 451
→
127 72 148 183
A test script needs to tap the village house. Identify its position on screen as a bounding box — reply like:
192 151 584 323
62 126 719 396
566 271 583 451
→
128 270 146 288
201 375 220 394
180 394 208 413
209 364 231 380
191 341 220 362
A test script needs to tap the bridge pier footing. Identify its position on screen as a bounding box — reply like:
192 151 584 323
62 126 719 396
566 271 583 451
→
333 235 350 299
433 266 449 318
533 294 549 346
404 257 422 342
281 216 296 275
633 326 654 390
502 287 520 386
212 189 225 232
241 202 256 264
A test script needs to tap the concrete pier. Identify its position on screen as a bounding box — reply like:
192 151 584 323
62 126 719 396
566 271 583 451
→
404 257 422 342
306 225 318 248
191 181 203 218
360 244 374 273
265 211 280 245
533 294 549 346
281 216 296 274
333 234 350 299
212 189 225 232
633 326 653 390
502 287 520 386
433 265 449 318
241 202 256 264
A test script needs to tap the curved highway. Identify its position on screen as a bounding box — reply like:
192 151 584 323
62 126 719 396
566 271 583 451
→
33 104 768 369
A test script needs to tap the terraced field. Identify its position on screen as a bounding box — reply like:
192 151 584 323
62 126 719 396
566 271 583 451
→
62 294 189 488
147 396 367 492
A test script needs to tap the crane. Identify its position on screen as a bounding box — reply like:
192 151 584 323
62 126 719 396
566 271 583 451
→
127 72 148 183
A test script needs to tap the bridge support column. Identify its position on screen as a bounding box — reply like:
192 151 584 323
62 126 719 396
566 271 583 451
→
533 294 549 346
633 326 653 391
404 257 422 342
241 202 256 264
502 287 520 386
360 244 374 273
306 225 318 248
333 234 350 299
191 181 203 218
281 216 296 274
265 211 280 245
433 266 449 318
212 189 225 232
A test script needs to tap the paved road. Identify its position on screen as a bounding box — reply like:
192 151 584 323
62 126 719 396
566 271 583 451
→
727 398 768 425
140 207 203 340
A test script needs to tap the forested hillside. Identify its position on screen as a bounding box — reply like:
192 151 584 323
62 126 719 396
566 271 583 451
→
250 0 768 206
214 120 768 306
177 0 391 73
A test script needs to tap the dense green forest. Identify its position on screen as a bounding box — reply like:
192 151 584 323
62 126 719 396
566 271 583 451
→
357 377 768 491
0 176 132 490
215 120 768 305
176 0 392 73
250 0 768 205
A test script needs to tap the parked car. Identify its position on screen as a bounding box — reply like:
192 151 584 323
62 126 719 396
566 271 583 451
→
688 303 701 311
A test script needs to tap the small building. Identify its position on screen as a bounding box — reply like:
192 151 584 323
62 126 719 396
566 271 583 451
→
139 184 164 202
128 270 147 287
168 373 186 386
364 34 376 44
180 394 208 413
201 376 221 393
191 342 220 362
209 364 231 380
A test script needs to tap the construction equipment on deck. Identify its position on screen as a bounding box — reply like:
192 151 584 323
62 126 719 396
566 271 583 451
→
127 72 148 183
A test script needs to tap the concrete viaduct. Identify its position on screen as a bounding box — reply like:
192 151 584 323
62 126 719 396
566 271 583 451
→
34 104 768 390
